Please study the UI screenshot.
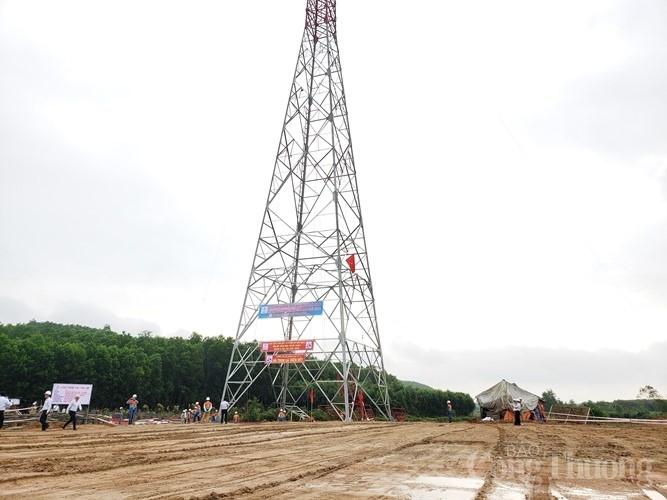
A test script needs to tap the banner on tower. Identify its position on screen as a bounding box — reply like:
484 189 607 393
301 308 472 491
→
346 254 356 273
258 301 323 319
260 340 314 352
265 353 306 365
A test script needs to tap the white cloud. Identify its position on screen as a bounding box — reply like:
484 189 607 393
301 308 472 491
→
49 301 162 335
1 0 666 399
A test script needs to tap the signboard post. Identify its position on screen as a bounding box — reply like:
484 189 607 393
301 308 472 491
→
51 383 93 412
51 384 93 424
51 384 93 405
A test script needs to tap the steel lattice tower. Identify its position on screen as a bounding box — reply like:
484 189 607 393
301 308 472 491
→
222 0 391 422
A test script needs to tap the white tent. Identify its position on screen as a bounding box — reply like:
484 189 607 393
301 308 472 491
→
476 379 541 420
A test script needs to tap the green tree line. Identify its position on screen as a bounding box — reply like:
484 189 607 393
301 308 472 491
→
0 322 474 418
542 388 667 419
583 399 667 419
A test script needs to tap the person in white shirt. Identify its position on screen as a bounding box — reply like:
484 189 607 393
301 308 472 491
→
219 399 230 424
0 392 12 429
63 395 82 431
40 390 53 431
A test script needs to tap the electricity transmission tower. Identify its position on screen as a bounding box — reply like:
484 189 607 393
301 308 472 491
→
222 0 391 422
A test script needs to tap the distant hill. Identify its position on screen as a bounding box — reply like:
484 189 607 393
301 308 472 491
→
400 380 433 390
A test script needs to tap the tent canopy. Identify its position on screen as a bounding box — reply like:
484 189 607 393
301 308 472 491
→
476 379 540 413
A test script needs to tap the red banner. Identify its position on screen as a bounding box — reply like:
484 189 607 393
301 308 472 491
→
259 340 314 352
265 353 306 364
346 254 356 273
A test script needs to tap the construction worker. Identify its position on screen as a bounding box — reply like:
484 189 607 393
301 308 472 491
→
40 390 53 431
193 402 201 423
219 398 229 424
126 394 139 424
513 398 522 426
277 408 287 422
0 392 12 429
446 400 453 423
63 395 82 431
232 410 240 423
202 397 213 423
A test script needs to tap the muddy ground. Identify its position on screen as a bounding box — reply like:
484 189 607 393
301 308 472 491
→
1 421 665 499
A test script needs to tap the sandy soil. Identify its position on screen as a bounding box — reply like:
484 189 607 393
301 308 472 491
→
0 421 665 499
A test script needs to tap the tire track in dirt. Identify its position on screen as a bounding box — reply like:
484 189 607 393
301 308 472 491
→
558 424 661 498
528 425 553 499
1 423 387 458
138 425 413 487
0 422 373 452
5 423 664 499
0 423 408 499
154 425 456 500
474 424 504 500
189 425 477 500
0 424 399 485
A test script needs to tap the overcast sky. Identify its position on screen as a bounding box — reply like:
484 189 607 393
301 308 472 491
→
1 0 666 402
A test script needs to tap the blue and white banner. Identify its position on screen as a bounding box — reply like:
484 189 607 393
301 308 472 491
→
258 301 324 319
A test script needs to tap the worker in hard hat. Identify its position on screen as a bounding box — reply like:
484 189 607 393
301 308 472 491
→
40 390 53 431
63 395 82 431
193 402 202 423
126 394 139 424
232 410 240 424
446 400 453 423
202 397 213 423
277 408 287 422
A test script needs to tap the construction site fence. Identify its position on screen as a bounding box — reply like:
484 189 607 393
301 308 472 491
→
547 411 667 425
2 408 116 427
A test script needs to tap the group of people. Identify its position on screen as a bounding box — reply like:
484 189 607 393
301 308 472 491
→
121 394 242 425
38 390 83 431
44 391 84 431
2 390 309 430
179 398 240 424
0 390 85 432
180 397 218 423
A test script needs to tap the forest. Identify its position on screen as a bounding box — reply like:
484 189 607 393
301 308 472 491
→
0 322 475 419
541 388 667 419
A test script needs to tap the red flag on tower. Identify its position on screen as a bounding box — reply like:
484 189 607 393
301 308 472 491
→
346 254 356 273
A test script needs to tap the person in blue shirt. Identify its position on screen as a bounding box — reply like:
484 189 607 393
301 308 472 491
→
126 394 139 424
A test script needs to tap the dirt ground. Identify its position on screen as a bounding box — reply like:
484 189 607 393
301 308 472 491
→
1 421 665 499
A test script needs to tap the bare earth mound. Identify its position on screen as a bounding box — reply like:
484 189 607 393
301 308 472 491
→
1 421 665 499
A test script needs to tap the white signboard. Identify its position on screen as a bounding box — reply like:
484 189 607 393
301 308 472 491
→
51 384 94 405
